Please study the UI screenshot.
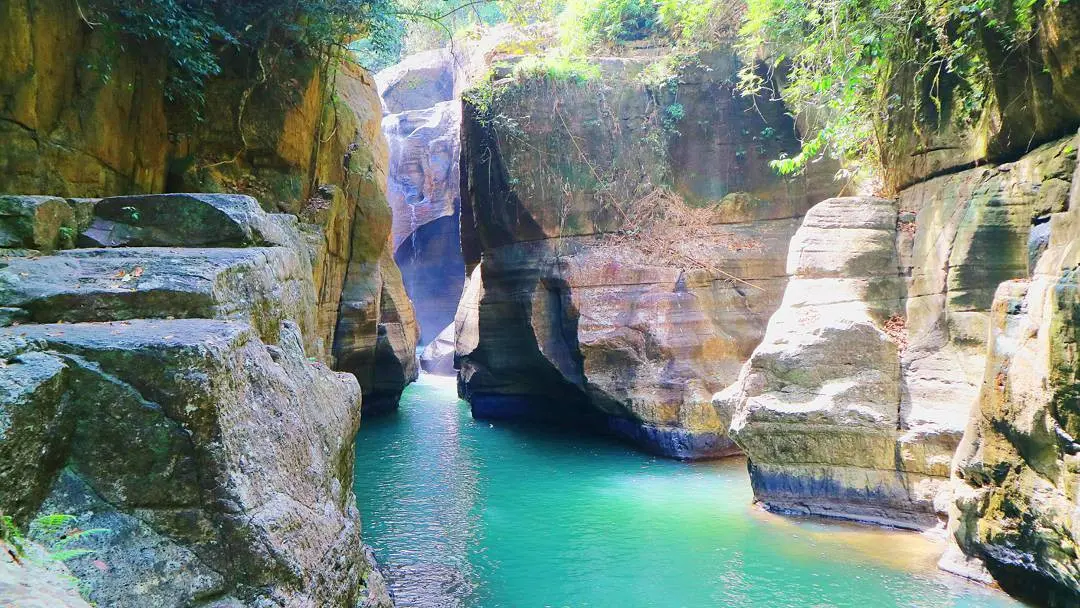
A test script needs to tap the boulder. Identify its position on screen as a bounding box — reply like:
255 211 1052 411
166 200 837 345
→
0 319 384 607
0 247 318 355
0 196 74 252
377 48 457 114
0 339 71 522
78 194 290 248
721 135 1079 528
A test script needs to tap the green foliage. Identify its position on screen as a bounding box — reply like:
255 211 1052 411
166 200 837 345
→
656 0 742 46
462 76 523 138
85 0 400 107
1 513 107 563
354 0 508 71
662 102 685 133
555 0 740 55
1 514 23 557
558 0 661 53
511 53 602 83
737 0 1057 177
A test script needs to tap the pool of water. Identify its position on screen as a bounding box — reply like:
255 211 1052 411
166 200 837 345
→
353 374 1025 608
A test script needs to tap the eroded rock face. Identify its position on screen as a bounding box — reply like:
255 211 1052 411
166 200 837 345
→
333 201 420 414
456 52 837 458
378 53 466 344
3 320 376 607
945 134 1080 606
722 197 921 525
0 192 394 607
723 135 1078 528
420 323 456 375
882 0 1080 190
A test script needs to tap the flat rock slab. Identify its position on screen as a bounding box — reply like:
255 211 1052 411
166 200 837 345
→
79 193 289 248
0 247 314 347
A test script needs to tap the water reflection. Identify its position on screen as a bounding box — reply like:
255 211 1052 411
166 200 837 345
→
354 374 1024 608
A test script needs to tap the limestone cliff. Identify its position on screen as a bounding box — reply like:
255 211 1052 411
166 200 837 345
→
0 194 392 606
882 0 1080 190
723 135 1078 528
456 51 837 458
0 0 419 409
944 132 1080 606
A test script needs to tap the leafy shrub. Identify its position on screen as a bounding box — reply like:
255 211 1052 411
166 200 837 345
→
84 0 399 107
559 0 662 53
512 53 603 83
736 0 1058 177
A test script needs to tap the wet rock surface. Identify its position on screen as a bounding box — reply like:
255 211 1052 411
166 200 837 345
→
378 53 466 344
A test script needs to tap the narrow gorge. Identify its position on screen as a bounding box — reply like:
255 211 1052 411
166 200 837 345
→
2 0 1080 607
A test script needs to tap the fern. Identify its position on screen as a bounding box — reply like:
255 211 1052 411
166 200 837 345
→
2 513 109 564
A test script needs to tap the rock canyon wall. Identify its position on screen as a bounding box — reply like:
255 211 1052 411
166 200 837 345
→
1 194 393 607
455 52 837 458
453 9 1080 600
0 2 417 604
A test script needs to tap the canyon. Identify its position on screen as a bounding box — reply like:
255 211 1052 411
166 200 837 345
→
2 0 1080 606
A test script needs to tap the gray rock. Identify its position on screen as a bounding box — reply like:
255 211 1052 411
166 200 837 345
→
0 318 380 606
0 196 74 252
0 348 72 522
420 323 456 375
78 194 290 248
0 247 317 353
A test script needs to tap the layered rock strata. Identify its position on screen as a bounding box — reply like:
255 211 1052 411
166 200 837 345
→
0 194 393 607
456 52 837 458
0 0 420 408
722 135 1079 528
944 133 1080 606
379 51 466 344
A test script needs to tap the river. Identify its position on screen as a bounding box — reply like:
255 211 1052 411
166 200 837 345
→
353 374 1024 607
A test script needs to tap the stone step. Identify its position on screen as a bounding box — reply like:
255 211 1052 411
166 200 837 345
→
0 247 314 347
78 193 291 248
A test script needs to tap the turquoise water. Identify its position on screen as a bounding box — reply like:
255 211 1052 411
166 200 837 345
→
353 374 1025 608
